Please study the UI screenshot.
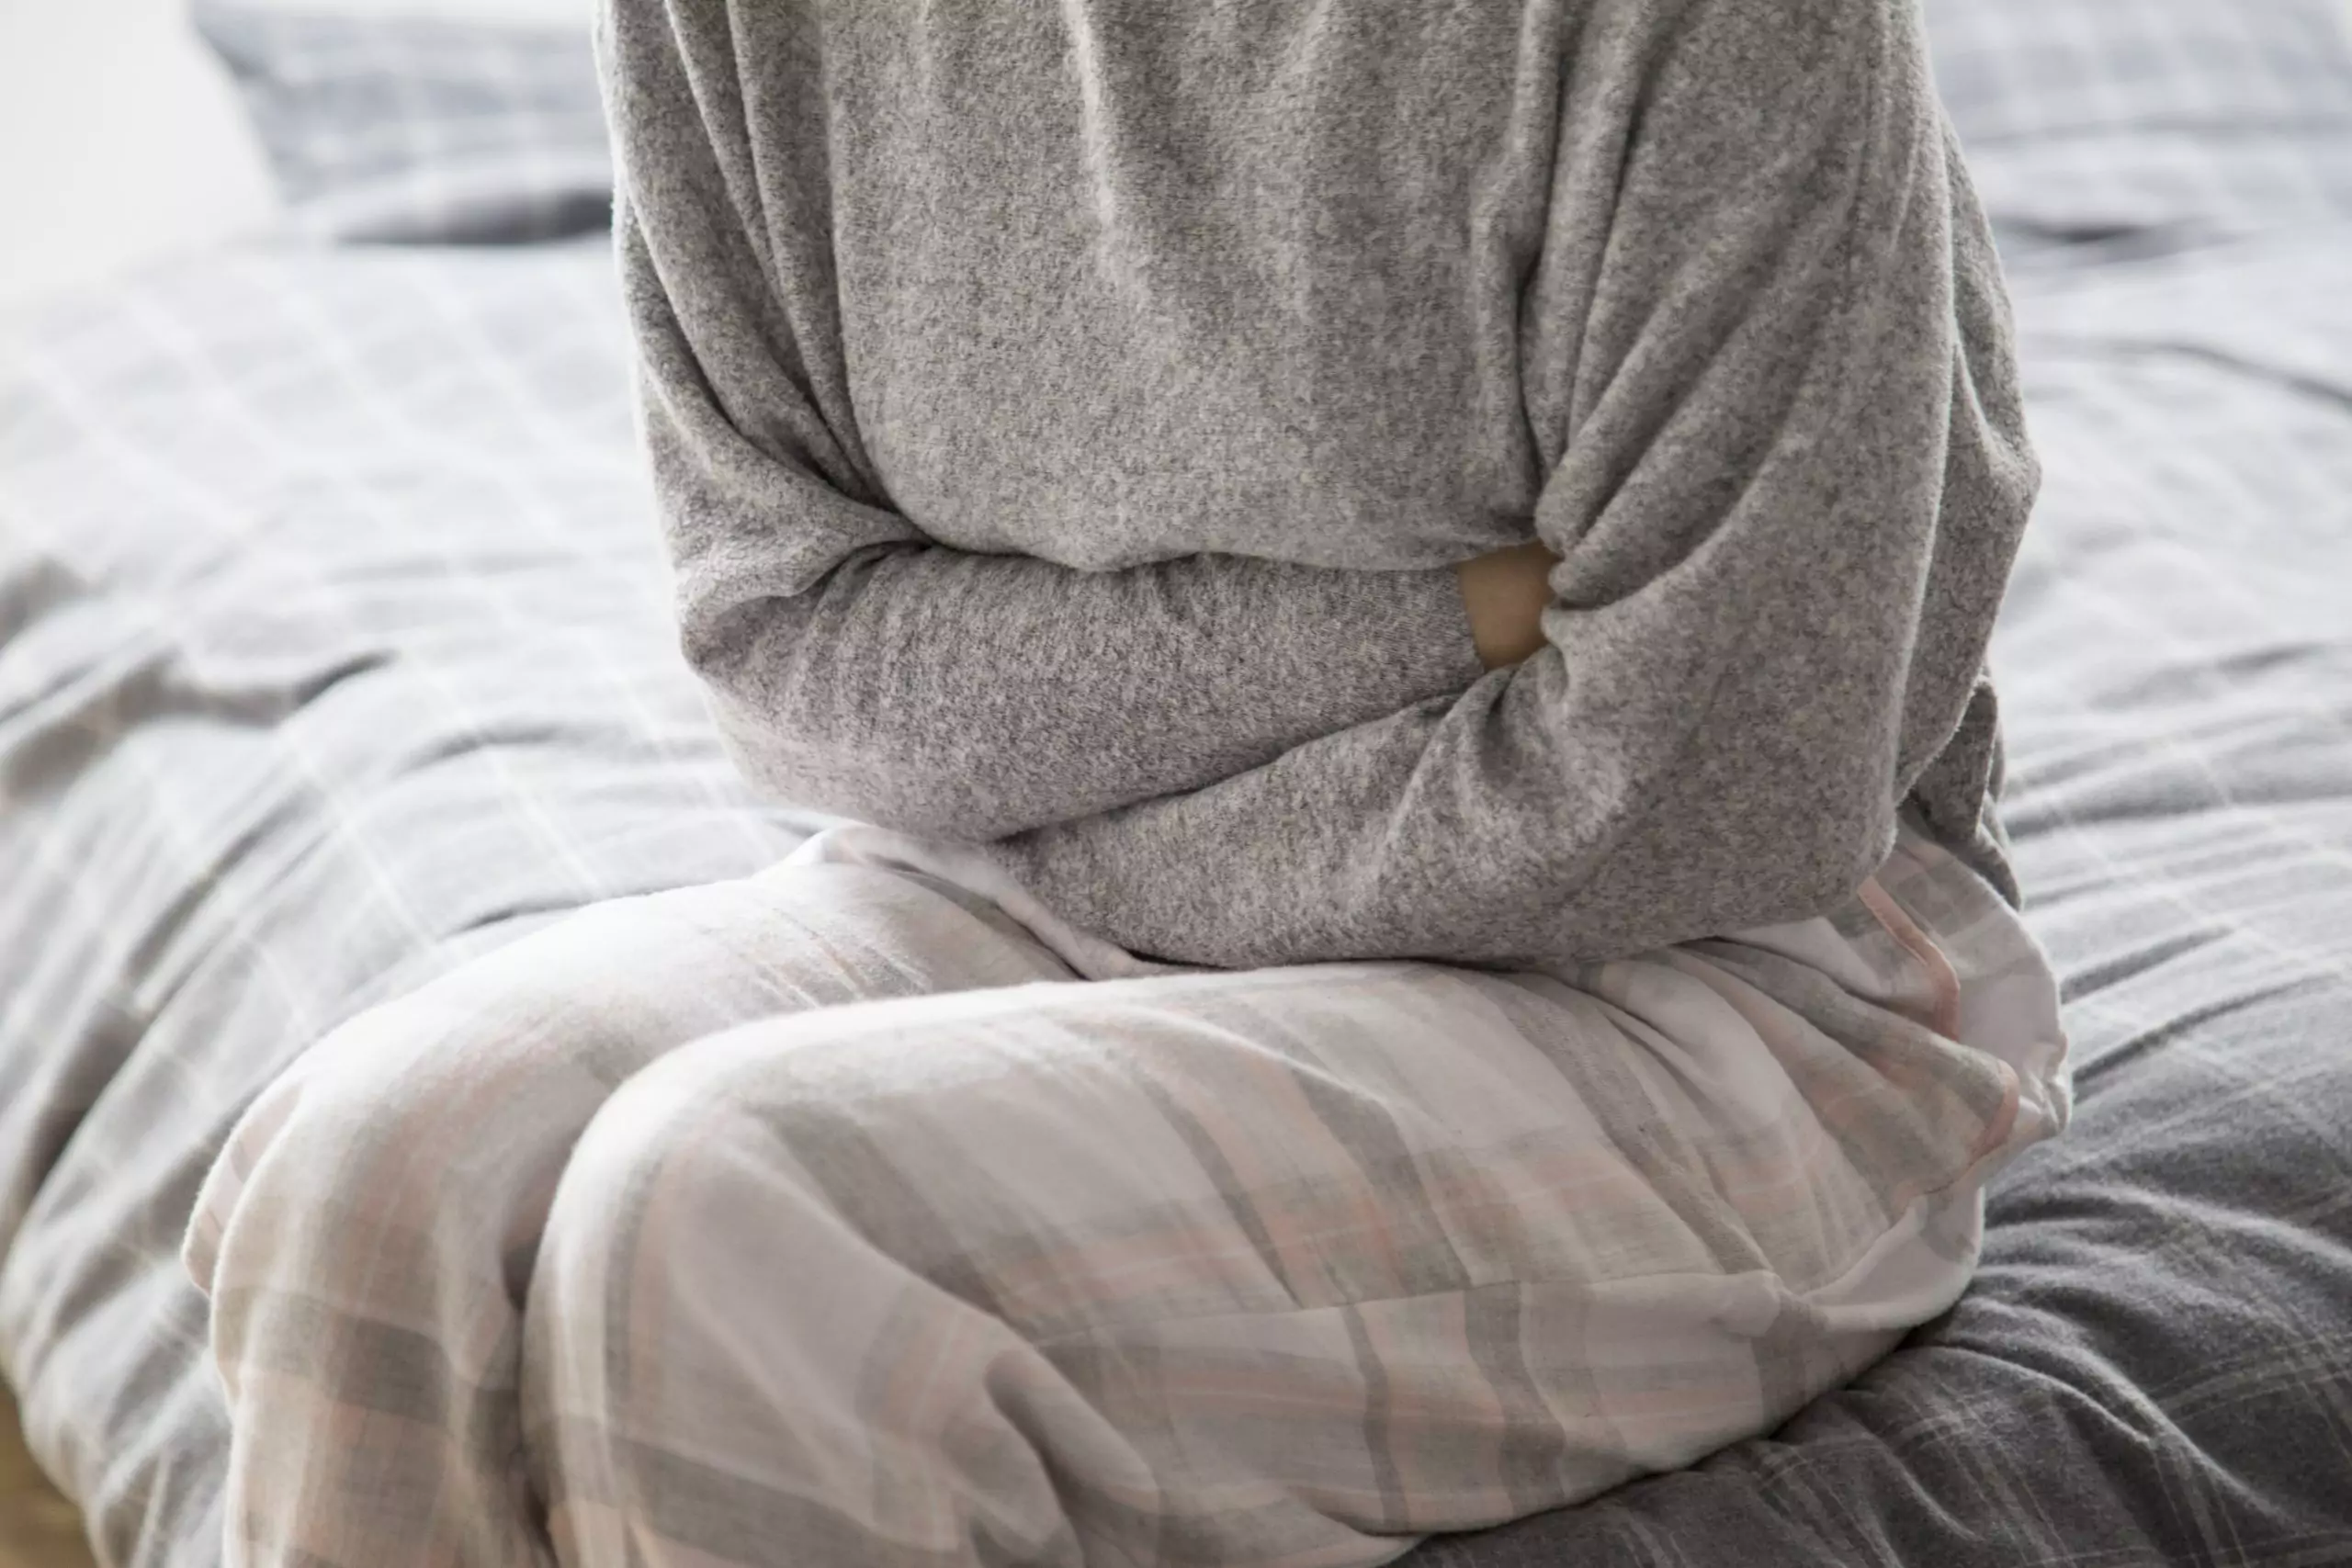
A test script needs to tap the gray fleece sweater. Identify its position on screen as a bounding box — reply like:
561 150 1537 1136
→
592 0 2038 971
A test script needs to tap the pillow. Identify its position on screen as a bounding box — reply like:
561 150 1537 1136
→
190 0 611 243
1924 0 2352 252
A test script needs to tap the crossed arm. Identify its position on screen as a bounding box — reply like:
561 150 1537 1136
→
598 0 2036 971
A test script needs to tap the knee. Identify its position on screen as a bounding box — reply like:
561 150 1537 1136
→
523 1019 1111 1566
186 911 675 1299
530 1013 951 1356
526 1033 838 1435
524 1021 1018 1490
533 1030 807 1305
530 996 1080 1359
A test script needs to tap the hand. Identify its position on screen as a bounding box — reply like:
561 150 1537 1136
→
1453 538 1561 671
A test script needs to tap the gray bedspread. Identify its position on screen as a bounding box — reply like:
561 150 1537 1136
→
5 179 2351 1568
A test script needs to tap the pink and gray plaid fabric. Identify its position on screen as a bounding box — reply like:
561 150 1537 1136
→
185 816 2064 1566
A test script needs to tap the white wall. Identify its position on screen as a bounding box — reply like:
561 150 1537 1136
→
0 0 280 321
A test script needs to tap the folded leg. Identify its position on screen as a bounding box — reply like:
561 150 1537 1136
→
187 861 1079 1568
522 835 2063 1568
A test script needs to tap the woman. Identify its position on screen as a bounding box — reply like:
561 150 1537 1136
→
186 0 2069 1562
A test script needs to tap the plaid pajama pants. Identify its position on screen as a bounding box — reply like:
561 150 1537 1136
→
185 812 2068 1568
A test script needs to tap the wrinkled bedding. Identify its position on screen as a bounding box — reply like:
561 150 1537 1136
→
7 18 2352 1559
5 216 2349 1568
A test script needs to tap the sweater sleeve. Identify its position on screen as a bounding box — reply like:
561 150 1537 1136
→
596 0 1488 843
972 0 2041 969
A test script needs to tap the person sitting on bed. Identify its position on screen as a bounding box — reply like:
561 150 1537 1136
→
183 0 2071 1562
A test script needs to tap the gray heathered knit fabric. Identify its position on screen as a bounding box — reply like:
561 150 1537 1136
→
594 0 2037 971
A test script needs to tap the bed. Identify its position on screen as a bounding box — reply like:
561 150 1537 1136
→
3 1 2349 1563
